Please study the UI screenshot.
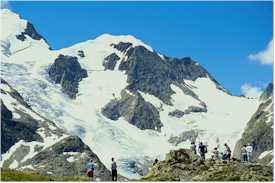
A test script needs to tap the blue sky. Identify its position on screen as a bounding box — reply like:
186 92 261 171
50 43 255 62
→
8 1 273 96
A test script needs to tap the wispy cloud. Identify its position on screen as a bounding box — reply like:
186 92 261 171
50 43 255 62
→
241 83 262 98
248 39 273 65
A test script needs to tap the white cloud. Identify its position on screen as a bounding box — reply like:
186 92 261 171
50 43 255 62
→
241 83 263 98
248 39 273 65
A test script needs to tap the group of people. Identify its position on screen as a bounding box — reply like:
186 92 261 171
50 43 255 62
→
241 144 253 162
191 141 254 162
85 157 118 181
190 142 232 162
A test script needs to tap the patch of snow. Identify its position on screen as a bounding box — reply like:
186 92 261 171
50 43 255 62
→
258 150 273 159
19 164 34 170
67 156 77 163
9 160 19 169
63 152 79 156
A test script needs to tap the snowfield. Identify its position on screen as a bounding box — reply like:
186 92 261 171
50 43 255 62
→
1 9 259 178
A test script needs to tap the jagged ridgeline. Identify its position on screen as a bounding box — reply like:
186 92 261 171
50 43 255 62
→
1 9 272 180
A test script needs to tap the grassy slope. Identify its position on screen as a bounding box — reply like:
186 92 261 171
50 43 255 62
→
1 169 91 181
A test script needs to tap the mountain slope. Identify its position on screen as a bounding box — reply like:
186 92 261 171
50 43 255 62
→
234 83 273 165
0 9 259 178
0 79 111 180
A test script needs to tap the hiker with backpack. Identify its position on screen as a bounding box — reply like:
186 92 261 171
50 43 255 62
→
190 141 197 155
86 159 96 180
224 143 231 160
111 157 118 181
241 144 248 162
198 142 207 162
246 143 253 162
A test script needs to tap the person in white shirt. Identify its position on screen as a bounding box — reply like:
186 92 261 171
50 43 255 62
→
246 144 253 162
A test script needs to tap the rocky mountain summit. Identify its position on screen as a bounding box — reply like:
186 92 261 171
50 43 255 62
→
0 9 264 178
141 149 273 181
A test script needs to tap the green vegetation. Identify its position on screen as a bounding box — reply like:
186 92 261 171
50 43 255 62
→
1 169 91 181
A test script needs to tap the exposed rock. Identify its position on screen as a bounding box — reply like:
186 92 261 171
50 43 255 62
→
141 149 273 181
77 50 85 58
1 100 42 153
103 53 120 70
118 46 220 105
48 54 88 99
1 79 111 180
234 83 273 162
102 89 163 131
260 83 273 101
168 110 185 118
22 136 111 180
168 130 199 146
184 105 207 114
111 42 133 52
16 22 43 41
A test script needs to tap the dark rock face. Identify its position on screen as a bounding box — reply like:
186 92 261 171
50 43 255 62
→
234 83 273 162
1 100 42 154
184 105 207 114
16 22 43 41
23 136 111 180
111 42 133 52
142 149 273 181
117 46 216 105
260 83 273 101
168 130 199 146
77 50 85 58
103 53 120 70
168 110 185 118
48 54 88 99
102 90 163 131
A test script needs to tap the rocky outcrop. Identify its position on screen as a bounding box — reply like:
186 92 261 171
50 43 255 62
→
48 54 88 99
168 110 185 118
103 53 120 70
111 42 133 52
168 130 199 146
168 105 207 118
16 22 43 41
1 101 42 154
102 89 163 131
1 79 111 180
234 83 273 163
141 149 273 181
77 50 85 58
117 45 220 105
22 136 111 180
260 83 273 101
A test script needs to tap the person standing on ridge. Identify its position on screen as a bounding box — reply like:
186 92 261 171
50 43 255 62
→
111 157 118 181
224 143 231 161
198 142 207 162
190 141 197 155
246 143 253 162
211 147 219 160
241 144 248 162
86 159 96 181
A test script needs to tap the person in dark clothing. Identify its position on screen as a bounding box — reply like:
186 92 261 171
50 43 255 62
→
111 157 117 181
198 142 207 162
224 143 231 161
190 141 197 155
